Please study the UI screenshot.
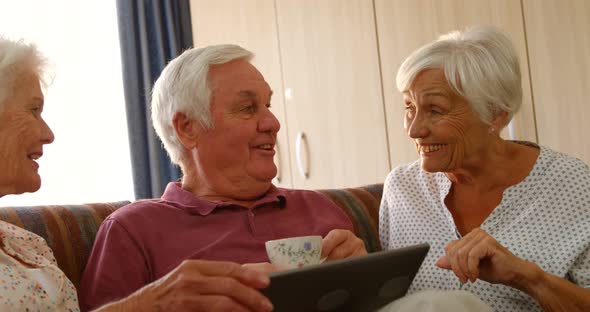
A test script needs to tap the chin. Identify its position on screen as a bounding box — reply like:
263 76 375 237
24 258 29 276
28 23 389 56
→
25 182 42 194
252 166 277 182
24 175 42 193
420 160 443 173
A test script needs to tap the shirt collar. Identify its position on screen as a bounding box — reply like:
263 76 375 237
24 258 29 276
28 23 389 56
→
161 182 287 216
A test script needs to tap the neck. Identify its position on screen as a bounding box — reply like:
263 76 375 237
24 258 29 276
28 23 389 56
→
180 162 271 206
444 139 524 192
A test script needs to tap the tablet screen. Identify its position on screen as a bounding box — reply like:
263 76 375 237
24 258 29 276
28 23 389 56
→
261 243 430 312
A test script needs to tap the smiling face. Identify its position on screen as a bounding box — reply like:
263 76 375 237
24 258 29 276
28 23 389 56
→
187 59 280 198
403 69 492 173
0 71 54 196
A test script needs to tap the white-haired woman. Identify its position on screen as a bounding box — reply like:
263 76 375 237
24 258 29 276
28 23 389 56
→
0 37 274 312
379 26 590 311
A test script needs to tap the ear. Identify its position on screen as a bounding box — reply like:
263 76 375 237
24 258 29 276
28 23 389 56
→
491 111 509 131
172 112 201 150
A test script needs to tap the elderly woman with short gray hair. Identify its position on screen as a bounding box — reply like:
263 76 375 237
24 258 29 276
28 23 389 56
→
379 26 590 311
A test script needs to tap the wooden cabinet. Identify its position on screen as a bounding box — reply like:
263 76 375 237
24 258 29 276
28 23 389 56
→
189 0 293 188
523 0 590 164
190 0 391 189
374 0 538 168
274 0 390 189
189 0 589 189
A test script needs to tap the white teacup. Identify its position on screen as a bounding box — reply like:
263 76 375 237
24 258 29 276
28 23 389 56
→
265 235 322 269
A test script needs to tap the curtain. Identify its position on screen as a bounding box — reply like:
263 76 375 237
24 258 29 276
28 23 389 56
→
116 0 193 199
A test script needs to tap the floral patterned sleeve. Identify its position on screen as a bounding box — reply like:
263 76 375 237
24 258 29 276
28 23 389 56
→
0 221 80 311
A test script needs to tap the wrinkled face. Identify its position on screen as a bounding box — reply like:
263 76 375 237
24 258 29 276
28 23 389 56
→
0 72 54 196
403 69 490 173
194 59 280 188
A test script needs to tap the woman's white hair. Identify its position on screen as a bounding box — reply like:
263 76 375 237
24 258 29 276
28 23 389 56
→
0 37 50 114
396 26 522 125
151 44 253 166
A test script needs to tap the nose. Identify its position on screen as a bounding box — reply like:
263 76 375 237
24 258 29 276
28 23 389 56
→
405 111 429 139
258 107 281 134
41 118 55 144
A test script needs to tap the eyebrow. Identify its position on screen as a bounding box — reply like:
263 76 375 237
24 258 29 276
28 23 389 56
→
423 91 447 98
31 96 44 105
238 90 256 98
237 90 274 98
402 89 448 98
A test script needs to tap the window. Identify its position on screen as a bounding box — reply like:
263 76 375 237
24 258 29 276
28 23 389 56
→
0 0 135 205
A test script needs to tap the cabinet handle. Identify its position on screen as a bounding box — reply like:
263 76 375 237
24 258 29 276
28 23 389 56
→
273 140 281 184
295 132 309 179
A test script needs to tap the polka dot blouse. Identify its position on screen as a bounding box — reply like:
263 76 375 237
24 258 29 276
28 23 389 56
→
0 221 79 311
379 143 590 312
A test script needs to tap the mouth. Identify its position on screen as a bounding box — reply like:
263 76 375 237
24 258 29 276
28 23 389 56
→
418 144 447 154
254 144 274 151
28 153 42 160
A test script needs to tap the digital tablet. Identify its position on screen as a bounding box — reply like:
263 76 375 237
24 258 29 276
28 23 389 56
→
261 243 429 312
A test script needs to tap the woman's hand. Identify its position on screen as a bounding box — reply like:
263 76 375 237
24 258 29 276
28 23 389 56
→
98 259 274 312
435 228 531 286
436 228 590 311
321 229 367 261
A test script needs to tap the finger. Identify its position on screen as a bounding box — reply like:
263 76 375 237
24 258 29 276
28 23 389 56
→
466 244 485 283
323 231 365 260
463 228 495 282
242 262 282 274
353 242 368 256
445 240 469 284
435 255 451 269
455 236 481 283
321 230 347 259
187 275 274 312
182 260 270 289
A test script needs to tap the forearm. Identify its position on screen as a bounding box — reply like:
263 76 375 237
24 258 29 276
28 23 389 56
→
513 261 590 312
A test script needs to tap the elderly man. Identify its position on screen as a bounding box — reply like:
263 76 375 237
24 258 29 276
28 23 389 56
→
80 44 366 311
0 36 275 312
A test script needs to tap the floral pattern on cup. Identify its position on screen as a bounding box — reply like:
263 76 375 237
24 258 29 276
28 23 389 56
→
265 235 322 269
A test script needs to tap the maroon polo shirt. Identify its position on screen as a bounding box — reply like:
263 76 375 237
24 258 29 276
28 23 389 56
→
79 183 353 311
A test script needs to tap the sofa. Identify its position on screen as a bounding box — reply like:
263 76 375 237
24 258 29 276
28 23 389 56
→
0 184 383 290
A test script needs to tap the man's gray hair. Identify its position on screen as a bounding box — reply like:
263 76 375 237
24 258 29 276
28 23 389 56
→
151 44 253 166
0 37 50 114
396 26 522 125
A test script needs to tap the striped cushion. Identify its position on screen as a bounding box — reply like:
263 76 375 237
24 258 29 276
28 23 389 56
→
0 201 130 288
0 184 384 290
318 184 383 252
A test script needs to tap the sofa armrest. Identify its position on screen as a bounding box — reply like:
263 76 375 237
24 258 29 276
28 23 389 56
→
0 201 130 288
318 184 383 253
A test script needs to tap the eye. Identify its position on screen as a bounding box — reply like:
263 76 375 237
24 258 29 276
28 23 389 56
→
241 103 257 113
30 107 42 118
430 105 444 115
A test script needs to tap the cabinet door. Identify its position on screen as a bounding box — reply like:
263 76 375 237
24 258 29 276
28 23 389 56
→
523 0 590 164
189 0 293 187
275 0 390 189
375 0 537 168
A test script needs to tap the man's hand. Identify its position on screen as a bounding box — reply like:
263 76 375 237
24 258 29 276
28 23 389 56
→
321 229 367 261
242 262 282 274
102 259 274 312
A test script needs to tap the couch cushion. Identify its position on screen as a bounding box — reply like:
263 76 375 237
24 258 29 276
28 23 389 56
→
0 201 130 288
318 184 383 252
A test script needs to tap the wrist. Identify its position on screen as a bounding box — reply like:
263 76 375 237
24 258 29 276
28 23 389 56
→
511 259 546 295
94 288 147 312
